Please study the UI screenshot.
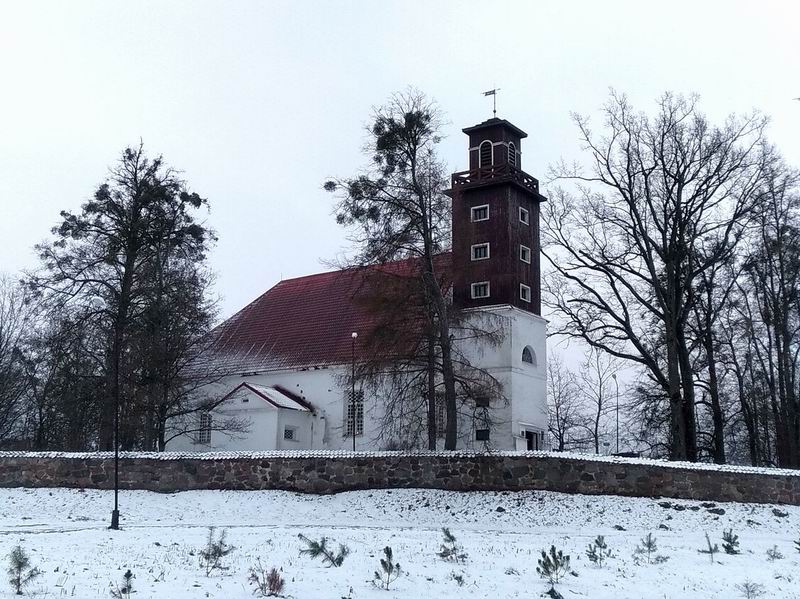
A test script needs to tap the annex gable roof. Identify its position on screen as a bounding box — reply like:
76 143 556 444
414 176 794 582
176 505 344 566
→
222 382 313 412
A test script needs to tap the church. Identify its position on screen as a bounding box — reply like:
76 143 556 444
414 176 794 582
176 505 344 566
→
167 116 549 453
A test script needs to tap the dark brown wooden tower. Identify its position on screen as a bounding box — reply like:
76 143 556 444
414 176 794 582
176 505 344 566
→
446 117 547 314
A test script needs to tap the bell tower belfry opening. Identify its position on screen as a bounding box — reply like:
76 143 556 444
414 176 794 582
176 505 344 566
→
446 117 547 314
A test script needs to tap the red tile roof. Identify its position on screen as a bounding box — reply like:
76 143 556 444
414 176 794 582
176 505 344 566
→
209 253 452 374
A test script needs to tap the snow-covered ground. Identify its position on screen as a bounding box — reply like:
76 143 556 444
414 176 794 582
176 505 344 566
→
0 487 798 598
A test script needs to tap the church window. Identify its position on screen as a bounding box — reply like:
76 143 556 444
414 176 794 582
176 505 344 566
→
522 345 537 365
479 140 493 167
475 428 490 441
283 426 297 441
519 206 529 225
471 204 489 222
471 243 490 261
435 392 446 438
196 411 212 444
345 389 364 437
520 244 531 263
475 395 490 408
520 284 531 303
508 142 517 166
471 281 490 299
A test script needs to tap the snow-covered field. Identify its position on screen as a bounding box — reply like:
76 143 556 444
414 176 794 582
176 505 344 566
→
0 487 798 598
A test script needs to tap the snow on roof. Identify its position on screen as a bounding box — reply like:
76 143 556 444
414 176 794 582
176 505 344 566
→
224 382 312 412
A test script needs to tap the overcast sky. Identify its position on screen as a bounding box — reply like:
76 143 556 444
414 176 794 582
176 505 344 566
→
1 0 798 320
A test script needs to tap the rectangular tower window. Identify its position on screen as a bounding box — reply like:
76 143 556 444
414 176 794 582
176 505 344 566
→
471 205 489 222
475 429 490 441
520 284 532 303
471 243 490 261
519 206 530 224
520 244 531 264
470 281 490 299
283 426 297 441
345 389 364 437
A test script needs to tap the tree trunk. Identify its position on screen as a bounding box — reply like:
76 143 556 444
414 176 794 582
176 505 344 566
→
426 333 437 450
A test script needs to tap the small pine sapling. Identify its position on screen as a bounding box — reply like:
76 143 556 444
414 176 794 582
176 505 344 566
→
7 545 40 595
699 532 720 563
585 535 611 567
536 545 572 586
248 559 285 597
633 533 658 565
766 546 783 561
199 527 235 576
722 529 740 555
449 572 465 587
735 580 766 599
372 546 401 590
109 570 134 598
437 528 467 563
298 534 350 567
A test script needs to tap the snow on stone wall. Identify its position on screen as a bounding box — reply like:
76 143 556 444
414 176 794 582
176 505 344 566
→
0 450 798 504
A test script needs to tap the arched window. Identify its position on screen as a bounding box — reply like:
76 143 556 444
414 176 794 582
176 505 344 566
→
508 142 517 166
479 140 493 167
522 346 537 366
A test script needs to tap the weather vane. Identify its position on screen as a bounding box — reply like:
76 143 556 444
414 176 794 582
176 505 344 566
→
483 88 500 117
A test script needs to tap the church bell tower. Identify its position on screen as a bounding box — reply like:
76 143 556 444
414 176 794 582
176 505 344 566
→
447 117 547 313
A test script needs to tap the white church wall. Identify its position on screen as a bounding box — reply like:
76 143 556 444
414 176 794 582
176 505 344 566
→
168 304 545 453
166 389 280 452
166 367 388 452
457 306 548 450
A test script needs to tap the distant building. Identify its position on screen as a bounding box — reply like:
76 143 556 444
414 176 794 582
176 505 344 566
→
167 117 548 452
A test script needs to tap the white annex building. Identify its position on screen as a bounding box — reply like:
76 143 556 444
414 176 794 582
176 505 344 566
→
168 117 548 453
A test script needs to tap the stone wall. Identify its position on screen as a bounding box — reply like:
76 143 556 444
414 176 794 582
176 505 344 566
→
0 451 799 505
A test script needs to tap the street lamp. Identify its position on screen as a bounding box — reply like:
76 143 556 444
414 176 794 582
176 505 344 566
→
611 373 620 454
89 296 120 530
351 332 358 452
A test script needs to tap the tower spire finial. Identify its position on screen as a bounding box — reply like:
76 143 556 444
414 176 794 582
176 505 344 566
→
483 88 500 117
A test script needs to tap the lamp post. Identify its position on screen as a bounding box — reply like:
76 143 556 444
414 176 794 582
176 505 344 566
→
351 332 358 452
89 295 119 530
612 373 620 454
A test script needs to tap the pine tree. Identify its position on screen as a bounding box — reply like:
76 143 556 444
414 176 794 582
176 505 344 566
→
633 533 658 565
7 545 40 595
298 534 350 568
109 570 134 598
722 529 740 555
699 532 720 563
586 535 611 567
199 527 235 576
373 546 402 590
536 545 572 586
437 528 467 563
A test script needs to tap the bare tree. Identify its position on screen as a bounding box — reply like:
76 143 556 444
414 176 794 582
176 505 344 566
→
732 164 800 467
579 348 623 454
547 351 584 451
543 91 773 461
0 275 31 444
